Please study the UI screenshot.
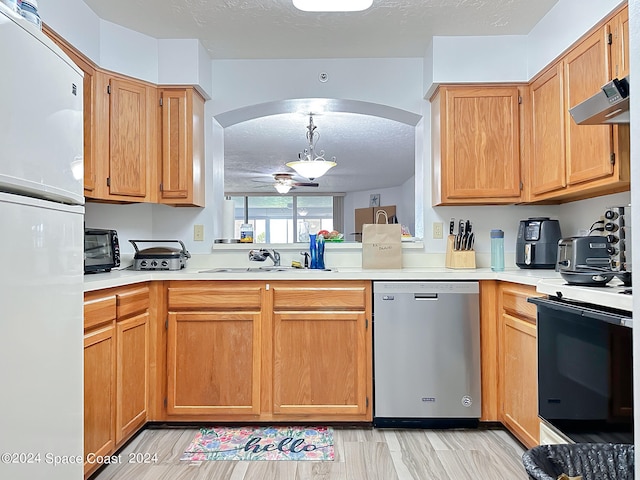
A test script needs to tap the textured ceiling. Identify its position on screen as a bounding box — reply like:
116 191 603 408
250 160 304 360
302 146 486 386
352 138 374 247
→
81 0 560 194
83 0 559 59
224 112 416 194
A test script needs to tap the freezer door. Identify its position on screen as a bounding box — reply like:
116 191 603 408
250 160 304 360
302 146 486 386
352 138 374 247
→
374 287 481 419
0 192 84 480
0 8 84 205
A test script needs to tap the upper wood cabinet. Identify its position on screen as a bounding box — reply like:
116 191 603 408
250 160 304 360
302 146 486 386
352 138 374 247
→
530 64 566 197
43 27 206 206
527 5 630 203
564 29 615 187
431 85 523 205
93 72 158 202
158 87 206 207
609 6 629 79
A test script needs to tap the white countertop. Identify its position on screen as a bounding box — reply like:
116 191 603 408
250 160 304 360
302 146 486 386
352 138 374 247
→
84 264 632 312
537 277 632 312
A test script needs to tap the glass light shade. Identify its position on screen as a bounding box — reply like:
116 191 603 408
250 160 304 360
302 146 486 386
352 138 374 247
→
274 183 292 194
285 159 336 180
293 0 373 12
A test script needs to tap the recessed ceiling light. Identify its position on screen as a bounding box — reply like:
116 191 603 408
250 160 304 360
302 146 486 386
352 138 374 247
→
293 0 373 12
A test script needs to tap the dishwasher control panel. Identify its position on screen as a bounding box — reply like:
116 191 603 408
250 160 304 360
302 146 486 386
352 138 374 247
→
373 281 479 295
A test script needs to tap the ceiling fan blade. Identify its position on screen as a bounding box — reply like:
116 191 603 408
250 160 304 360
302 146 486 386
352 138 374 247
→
292 182 319 187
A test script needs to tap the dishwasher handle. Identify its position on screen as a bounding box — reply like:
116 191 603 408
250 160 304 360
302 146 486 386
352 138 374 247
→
414 293 438 300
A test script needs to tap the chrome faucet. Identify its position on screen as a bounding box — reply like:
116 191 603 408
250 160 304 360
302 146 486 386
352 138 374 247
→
248 248 281 266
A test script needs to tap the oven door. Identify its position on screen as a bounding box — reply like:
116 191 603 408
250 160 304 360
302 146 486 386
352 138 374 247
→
529 296 633 444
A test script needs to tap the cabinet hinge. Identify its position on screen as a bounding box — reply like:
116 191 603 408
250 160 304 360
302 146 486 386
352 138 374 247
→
366 397 369 408
106 177 111 187
519 181 524 191
107 84 111 94
610 153 616 165
164 398 167 408
607 32 613 45
159 97 163 107
159 183 164 192
165 318 169 330
518 95 522 104
365 318 369 329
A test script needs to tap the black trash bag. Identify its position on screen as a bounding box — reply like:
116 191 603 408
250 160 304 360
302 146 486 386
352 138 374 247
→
522 443 634 480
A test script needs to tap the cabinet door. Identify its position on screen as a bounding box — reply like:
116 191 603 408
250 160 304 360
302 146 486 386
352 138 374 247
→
501 313 538 448
564 30 614 186
272 311 368 417
160 89 189 200
108 77 148 197
159 88 205 206
441 86 521 201
610 6 629 79
84 325 116 476
530 64 566 197
116 311 149 444
167 311 262 415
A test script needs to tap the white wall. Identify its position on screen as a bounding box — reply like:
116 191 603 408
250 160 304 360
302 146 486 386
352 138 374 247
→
343 180 415 241
527 0 626 76
99 20 158 83
210 58 424 116
38 0 100 63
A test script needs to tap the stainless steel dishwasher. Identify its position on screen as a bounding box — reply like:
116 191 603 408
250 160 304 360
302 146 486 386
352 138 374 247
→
373 281 481 428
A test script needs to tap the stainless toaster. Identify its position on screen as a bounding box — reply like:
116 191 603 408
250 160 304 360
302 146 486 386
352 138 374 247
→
556 236 611 272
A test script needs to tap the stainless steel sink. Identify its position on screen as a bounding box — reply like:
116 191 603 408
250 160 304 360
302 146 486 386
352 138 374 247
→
199 267 332 273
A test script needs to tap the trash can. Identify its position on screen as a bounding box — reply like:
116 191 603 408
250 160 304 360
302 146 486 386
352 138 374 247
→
522 443 634 480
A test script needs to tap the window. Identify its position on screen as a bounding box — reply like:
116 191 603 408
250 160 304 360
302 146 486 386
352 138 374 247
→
229 195 342 244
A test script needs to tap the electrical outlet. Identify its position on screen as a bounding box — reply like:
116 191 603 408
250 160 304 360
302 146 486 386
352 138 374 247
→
194 224 204 241
433 222 444 239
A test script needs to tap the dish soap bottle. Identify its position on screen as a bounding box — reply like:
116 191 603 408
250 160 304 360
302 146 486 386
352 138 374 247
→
309 234 318 269
316 235 325 269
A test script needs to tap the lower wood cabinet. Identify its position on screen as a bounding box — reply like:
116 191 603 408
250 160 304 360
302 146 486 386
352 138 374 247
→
271 282 371 420
164 280 372 422
83 284 149 479
84 322 116 477
167 310 262 416
498 282 543 449
116 310 149 443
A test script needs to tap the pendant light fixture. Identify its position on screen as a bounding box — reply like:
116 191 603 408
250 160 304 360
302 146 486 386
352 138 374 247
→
286 115 337 180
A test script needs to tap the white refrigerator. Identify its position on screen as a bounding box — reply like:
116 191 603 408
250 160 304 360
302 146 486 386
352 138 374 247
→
0 4 84 479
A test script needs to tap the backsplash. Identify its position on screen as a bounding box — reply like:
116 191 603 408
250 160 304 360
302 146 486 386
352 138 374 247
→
85 191 631 257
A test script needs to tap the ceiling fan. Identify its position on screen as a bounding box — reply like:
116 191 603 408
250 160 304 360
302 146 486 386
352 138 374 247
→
253 173 319 193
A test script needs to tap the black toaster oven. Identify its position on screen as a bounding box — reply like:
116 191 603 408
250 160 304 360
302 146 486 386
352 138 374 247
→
84 228 120 273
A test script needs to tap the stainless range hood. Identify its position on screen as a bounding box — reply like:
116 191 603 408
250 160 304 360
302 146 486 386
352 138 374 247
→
569 75 629 125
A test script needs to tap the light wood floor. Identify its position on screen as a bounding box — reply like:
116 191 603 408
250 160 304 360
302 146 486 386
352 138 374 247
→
91 426 529 480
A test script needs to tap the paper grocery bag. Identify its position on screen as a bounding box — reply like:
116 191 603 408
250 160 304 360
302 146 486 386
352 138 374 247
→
362 210 402 269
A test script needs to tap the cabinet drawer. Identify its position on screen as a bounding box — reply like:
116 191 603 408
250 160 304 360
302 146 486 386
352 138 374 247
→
117 285 150 319
84 294 117 330
272 283 368 310
502 286 540 322
168 283 263 310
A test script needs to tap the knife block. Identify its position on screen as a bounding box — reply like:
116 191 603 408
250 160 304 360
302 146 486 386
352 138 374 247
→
445 235 476 269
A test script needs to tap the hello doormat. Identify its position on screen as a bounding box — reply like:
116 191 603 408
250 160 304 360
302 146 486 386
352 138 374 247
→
180 426 335 461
